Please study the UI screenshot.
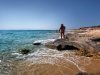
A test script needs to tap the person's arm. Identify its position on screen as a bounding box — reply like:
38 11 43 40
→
59 27 61 32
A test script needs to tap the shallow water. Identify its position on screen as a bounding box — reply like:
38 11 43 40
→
0 30 58 75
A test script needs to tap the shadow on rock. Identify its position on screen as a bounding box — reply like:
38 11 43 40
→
76 72 88 75
57 45 80 51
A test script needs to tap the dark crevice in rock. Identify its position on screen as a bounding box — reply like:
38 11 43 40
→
57 45 62 50
91 38 100 42
57 45 80 51
64 45 79 50
76 72 88 75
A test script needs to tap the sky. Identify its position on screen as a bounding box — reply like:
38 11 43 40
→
0 0 100 30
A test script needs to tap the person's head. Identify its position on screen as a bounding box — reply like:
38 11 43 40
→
61 24 64 26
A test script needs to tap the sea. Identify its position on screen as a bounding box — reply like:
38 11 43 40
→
0 30 60 75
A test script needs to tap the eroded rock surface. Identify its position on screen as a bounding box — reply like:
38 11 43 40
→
45 30 100 55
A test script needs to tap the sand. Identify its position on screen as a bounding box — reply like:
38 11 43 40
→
85 30 100 37
11 58 80 75
10 56 100 75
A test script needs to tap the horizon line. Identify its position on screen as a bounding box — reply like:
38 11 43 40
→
0 29 58 30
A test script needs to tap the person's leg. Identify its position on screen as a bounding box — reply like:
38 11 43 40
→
62 32 65 39
61 32 63 39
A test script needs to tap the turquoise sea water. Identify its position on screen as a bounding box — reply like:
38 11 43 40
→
0 30 57 51
0 30 58 74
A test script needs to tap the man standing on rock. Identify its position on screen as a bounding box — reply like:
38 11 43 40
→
59 24 66 39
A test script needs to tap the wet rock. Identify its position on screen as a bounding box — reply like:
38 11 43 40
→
45 39 82 51
45 42 56 49
54 39 67 44
33 42 42 45
65 33 79 41
20 48 30 55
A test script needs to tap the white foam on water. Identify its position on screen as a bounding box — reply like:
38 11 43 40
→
26 48 68 63
11 52 22 56
12 46 92 72
0 60 1 63
33 39 56 45
11 38 92 72
25 47 91 72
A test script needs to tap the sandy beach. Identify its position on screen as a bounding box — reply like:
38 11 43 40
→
11 54 100 75
11 59 80 75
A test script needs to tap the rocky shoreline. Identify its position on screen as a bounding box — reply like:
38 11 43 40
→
11 27 100 75
44 28 100 74
45 28 100 58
